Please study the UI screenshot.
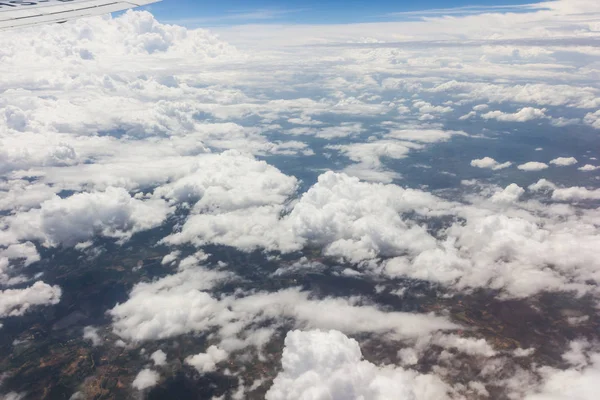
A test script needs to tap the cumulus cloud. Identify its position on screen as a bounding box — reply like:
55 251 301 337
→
283 172 450 263
413 100 453 114
326 141 418 183
83 326 102 346
185 346 228 373
132 369 160 391
552 187 600 201
266 330 454 400
0 281 61 317
0 242 40 285
1 188 171 248
151 349 167 366
550 157 578 166
579 164 600 171
524 341 600 400
381 181 600 298
490 184 525 204
529 179 600 201
164 171 457 263
518 162 549 171
159 151 299 251
470 157 512 170
481 107 547 122
109 263 456 345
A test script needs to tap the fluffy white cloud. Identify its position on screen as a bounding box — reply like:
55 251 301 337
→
132 369 160 391
266 330 453 400
384 129 466 143
490 184 525 204
109 263 456 344
185 346 228 373
524 341 600 400
1 187 171 248
518 162 549 171
151 350 167 366
550 157 578 166
584 110 600 129
530 179 600 201
0 281 61 317
163 171 457 263
528 178 557 192
283 172 450 263
326 141 418 183
579 164 600 171
552 187 600 201
413 100 453 114
381 180 600 297
481 107 547 122
471 157 512 170
159 151 299 252
0 242 40 285
431 333 497 358
109 265 233 341
83 326 102 346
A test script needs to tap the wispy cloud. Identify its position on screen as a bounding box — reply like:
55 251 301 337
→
165 8 306 27
386 3 547 19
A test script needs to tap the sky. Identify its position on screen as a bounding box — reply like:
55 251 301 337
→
2 0 600 399
146 0 538 26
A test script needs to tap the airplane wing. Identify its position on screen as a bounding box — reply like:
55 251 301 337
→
0 0 161 31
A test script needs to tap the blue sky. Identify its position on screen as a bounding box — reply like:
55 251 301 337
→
145 0 539 26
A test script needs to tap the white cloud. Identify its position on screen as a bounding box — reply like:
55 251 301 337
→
83 326 102 346
132 369 160 391
109 262 456 345
109 265 233 342
550 157 578 166
529 178 600 201
518 162 549 171
266 330 453 400
326 140 418 183
282 172 449 263
514 348 536 357
579 164 600 171
490 184 525 204
470 157 512 170
432 333 496 357
384 129 466 143
481 107 547 122
584 110 600 129
1 187 171 248
0 242 40 285
552 187 600 201
185 346 228 373
151 349 167 366
413 100 453 114
0 393 25 400
524 341 600 400
528 178 557 192
163 171 457 262
0 281 61 317
382 181 600 298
